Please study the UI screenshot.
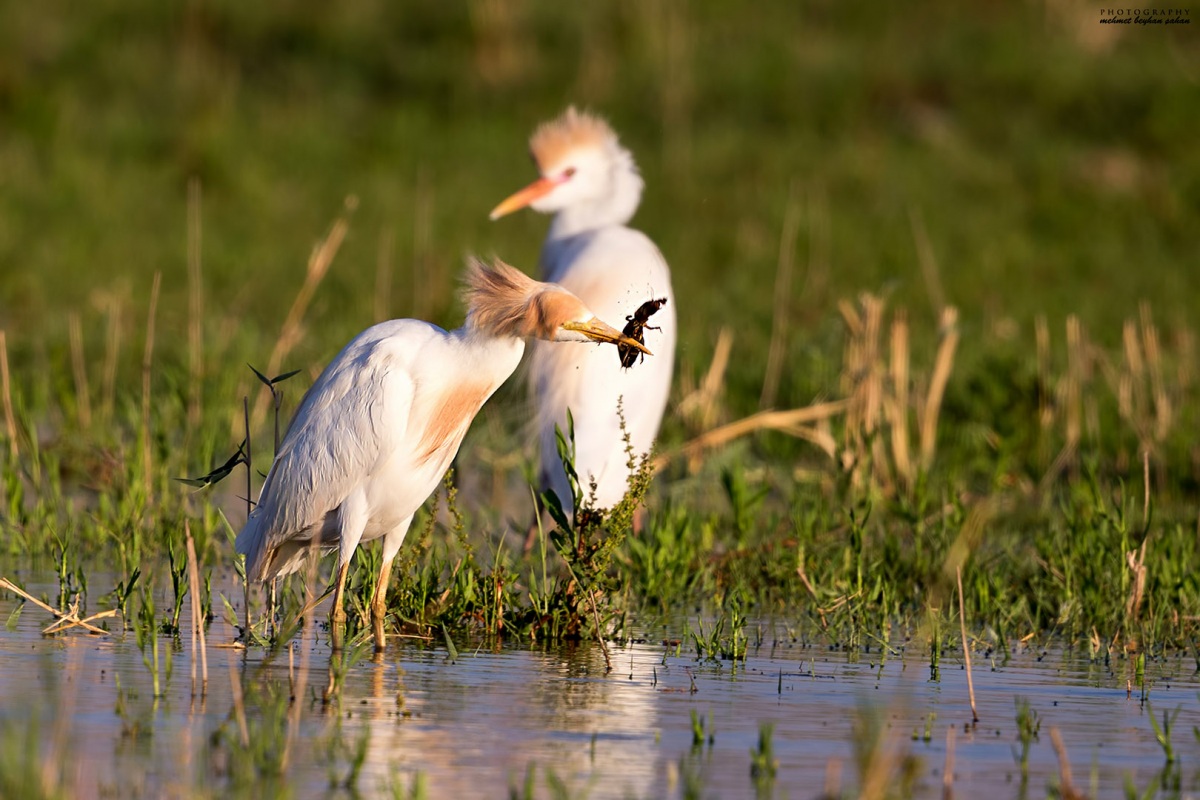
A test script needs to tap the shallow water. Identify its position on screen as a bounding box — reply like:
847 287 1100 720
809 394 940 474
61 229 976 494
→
2 572 1199 799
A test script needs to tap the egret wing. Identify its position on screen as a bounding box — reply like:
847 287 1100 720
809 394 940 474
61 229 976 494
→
239 321 437 574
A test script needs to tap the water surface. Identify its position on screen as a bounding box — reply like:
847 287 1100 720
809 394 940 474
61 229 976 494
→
2 573 1198 798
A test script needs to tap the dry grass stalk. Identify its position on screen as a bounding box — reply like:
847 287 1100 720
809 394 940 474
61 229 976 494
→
1035 314 1052 432
670 292 959 485
1049 727 1084 800
1042 315 1090 489
227 649 250 747
677 325 732 433
68 312 92 430
1079 303 1179 476
42 607 119 635
920 306 959 471
786 423 840 460
187 177 204 434
1119 318 1144 438
1142 448 1151 528
587 588 612 672
1176 325 1195 390
243 396 253 638
942 724 956 800
1125 537 1148 626
1040 445 1075 495
654 400 848 473
1065 314 1083 452
909 206 946 315
839 293 959 492
856 725 906 800
944 501 995 582
101 296 122 425
281 539 322 770
860 296 885 434
141 271 162 503
823 759 842 799
1140 302 1170 441
186 521 208 697
0 576 115 635
44 646 83 797
0 330 17 460
760 184 801 409
840 293 889 486
956 565 978 723
795 551 828 630
888 311 912 488
251 196 356 428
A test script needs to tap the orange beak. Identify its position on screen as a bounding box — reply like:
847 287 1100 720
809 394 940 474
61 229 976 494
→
489 176 560 220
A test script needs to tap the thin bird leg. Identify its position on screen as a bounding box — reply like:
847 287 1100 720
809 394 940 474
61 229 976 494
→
328 560 351 651
267 577 278 640
371 555 395 652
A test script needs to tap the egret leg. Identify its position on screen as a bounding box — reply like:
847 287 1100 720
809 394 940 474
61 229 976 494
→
371 555 395 652
328 559 350 651
267 578 278 639
329 489 370 652
371 516 413 653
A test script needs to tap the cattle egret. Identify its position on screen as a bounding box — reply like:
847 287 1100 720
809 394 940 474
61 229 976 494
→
490 107 676 515
235 257 649 650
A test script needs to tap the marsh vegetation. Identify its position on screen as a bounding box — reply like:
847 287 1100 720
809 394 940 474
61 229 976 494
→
1 0 1197 797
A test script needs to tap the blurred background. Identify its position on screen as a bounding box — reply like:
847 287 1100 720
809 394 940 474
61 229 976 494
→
0 0 1196 498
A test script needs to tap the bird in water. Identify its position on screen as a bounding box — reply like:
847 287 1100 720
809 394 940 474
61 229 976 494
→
490 107 676 517
235 257 649 651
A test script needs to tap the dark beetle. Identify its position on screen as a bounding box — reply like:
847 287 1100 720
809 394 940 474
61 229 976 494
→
618 297 667 369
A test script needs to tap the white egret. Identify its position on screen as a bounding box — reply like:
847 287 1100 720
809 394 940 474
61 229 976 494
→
235 257 649 650
490 107 676 515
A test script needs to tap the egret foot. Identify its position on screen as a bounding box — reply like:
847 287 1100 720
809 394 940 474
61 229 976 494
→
330 610 347 651
370 555 395 652
371 605 386 652
329 560 351 651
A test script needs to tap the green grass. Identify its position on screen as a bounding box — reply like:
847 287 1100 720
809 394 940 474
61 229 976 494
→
0 0 1198 662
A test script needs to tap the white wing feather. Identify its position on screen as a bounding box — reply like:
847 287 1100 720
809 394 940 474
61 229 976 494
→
236 320 435 580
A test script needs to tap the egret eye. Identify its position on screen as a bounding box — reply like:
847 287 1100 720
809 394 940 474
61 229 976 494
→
563 167 577 179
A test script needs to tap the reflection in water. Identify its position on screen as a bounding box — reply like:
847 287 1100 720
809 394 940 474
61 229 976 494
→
2 580 1200 798
332 639 667 798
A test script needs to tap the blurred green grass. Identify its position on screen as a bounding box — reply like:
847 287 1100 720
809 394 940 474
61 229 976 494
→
1 0 1199 657
0 0 1196 485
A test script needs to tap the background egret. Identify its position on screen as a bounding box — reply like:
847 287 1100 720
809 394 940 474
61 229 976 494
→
491 108 676 516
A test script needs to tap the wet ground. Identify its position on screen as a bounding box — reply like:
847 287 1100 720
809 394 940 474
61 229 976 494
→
2 571 1198 799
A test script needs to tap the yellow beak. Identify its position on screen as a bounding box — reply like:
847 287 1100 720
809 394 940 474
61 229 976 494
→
563 318 652 355
489 177 560 220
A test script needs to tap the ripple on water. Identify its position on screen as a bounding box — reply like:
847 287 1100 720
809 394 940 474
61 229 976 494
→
2 579 1198 798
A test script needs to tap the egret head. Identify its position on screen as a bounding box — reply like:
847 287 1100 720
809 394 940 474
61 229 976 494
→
463 257 651 354
489 107 643 224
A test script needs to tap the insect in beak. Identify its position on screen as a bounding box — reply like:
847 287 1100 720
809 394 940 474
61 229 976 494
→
563 318 652 354
617 297 667 369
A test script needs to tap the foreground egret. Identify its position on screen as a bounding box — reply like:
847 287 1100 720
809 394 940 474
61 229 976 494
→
235 257 649 650
490 107 676 514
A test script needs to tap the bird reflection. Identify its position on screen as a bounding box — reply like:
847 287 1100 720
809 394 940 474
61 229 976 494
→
323 641 669 798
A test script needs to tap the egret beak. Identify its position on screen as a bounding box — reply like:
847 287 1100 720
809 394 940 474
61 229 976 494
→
563 318 652 355
489 177 560 220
